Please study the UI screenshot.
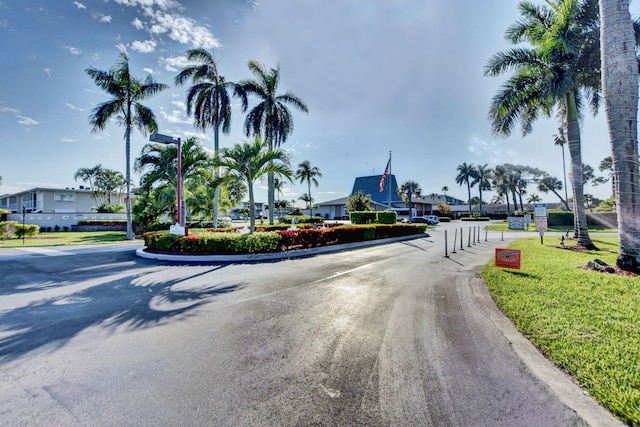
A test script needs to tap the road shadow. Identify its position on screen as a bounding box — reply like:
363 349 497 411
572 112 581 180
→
0 253 243 362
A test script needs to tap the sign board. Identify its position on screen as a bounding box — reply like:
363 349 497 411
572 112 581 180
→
535 216 548 232
508 217 525 230
534 203 547 218
495 248 521 269
169 224 186 236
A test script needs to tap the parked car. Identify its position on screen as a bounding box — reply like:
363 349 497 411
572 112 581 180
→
410 216 439 225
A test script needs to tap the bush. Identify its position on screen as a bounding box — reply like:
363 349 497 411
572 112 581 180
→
350 211 378 224
376 211 397 224
280 215 324 224
0 222 39 239
78 220 127 226
460 216 491 222
548 210 574 226
144 231 282 255
0 221 17 239
438 217 451 222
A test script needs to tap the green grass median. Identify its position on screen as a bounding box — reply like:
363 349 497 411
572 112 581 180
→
482 235 639 425
0 231 133 248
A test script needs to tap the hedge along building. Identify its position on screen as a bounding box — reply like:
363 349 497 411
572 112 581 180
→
0 187 126 230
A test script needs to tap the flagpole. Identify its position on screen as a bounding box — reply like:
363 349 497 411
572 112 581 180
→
387 151 391 210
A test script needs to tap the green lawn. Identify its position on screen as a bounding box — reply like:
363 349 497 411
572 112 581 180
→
485 221 617 233
0 231 135 248
482 236 639 425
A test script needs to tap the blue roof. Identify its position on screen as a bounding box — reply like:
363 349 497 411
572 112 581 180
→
351 175 403 205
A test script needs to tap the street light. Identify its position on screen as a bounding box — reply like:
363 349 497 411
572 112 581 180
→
149 132 184 227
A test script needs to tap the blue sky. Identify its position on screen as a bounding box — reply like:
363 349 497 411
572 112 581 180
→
1 0 636 205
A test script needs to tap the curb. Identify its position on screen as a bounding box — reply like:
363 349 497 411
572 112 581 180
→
136 233 429 262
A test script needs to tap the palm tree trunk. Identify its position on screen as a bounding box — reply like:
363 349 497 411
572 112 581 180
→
307 179 312 217
600 0 640 272
125 106 133 240
212 124 220 228
248 181 255 233
479 186 483 216
466 182 472 216
566 91 593 248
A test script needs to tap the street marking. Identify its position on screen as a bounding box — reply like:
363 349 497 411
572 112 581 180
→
19 247 71 257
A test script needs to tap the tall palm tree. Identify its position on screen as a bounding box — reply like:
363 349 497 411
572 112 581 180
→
294 160 322 217
599 0 640 272
485 0 600 248
174 48 248 228
214 137 292 233
398 180 422 222
471 163 492 216
86 51 168 239
455 162 475 216
492 165 513 215
441 186 449 196
240 60 308 225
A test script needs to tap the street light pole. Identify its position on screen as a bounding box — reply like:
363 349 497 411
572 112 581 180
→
149 132 184 227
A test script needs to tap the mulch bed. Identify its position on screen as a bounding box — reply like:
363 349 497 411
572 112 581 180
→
550 241 639 277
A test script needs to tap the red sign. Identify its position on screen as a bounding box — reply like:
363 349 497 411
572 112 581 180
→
495 248 521 269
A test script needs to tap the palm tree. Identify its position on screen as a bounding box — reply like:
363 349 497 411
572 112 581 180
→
240 60 308 225
600 0 640 272
174 48 248 228
537 175 570 209
471 164 492 216
527 193 542 204
214 137 292 233
553 126 570 205
492 165 513 215
273 177 285 218
441 186 448 196
455 162 475 216
294 160 322 217
86 51 168 239
398 180 422 223
485 0 599 248
135 137 212 223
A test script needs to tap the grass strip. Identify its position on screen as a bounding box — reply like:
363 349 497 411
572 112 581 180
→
482 236 640 425
0 231 134 247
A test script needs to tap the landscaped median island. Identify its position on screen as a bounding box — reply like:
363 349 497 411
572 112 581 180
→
142 223 428 255
481 236 640 425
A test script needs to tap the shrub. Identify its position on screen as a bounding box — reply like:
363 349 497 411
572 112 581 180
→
280 215 324 224
376 211 397 224
0 221 17 239
350 211 377 224
78 220 127 226
438 217 451 222
144 231 282 255
461 217 490 222
548 210 574 226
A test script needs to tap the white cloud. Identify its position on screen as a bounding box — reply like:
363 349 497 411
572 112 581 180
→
171 100 186 110
143 67 154 74
16 115 40 125
145 9 220 48
100 14 112 23
159 108 189 124
0 107 19 114
114 0 180 10
60 137 76 142
43 67 52 77
63 46 82 55
159 55 191 72
132 17 145 30
0 19 7 27
131 39 157 53
65 103 83 111
73 1 86 9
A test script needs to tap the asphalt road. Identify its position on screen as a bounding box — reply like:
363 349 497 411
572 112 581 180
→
0 225 620 426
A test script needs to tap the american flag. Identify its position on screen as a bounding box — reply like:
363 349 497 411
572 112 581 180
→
379 158 390 192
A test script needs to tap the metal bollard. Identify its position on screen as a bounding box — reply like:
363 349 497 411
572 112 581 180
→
452 228 458 253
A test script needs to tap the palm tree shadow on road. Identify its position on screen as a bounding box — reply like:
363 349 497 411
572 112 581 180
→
0 258 244 362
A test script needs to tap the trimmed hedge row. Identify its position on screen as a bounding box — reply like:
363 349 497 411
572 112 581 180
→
349 211 398 224
143 224 427 255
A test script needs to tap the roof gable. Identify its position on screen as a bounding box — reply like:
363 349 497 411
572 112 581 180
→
351 175 403 204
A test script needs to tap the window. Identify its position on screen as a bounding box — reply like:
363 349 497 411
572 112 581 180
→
54 193 76 202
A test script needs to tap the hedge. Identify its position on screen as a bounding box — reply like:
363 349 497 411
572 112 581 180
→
350 211 397 224
460 217 491 222
144 224 427 255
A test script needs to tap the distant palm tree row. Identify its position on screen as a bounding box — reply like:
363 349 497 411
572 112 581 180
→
86 49 310 236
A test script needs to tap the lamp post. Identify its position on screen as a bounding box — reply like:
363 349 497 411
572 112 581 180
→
149 132 183 227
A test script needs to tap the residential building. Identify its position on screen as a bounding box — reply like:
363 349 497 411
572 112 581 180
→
0 187 125 229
